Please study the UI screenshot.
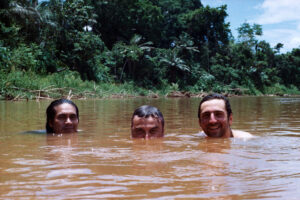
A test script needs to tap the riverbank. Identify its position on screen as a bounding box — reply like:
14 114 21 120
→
1 70 299 101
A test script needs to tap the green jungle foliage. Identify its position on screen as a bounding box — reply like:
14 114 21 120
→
0 0 299 99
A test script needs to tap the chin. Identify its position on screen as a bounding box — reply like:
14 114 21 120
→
206 131 223 138
62 129 77 133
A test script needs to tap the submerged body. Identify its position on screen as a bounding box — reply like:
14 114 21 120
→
199 129 254 139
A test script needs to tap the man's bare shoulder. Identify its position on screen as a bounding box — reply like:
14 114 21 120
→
232 130 254 139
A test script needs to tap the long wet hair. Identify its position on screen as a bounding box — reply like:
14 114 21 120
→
131 105 164 128
198 93 232 119
46 99 79 133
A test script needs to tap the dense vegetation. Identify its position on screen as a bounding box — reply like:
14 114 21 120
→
0 0 299 99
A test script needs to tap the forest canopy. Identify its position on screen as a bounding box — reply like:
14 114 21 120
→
0 0 299 99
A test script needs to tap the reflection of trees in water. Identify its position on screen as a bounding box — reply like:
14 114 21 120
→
231 96 300 134
0 101 45 134
77 99 133 135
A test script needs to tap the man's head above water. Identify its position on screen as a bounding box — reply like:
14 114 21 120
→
46 99 79 134
131 105 164 139
198 94 233 138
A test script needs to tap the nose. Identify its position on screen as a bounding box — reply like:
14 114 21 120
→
209 113 217 123
145 132 150 140
65 117 72 124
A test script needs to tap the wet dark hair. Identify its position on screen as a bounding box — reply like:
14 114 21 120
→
131 105 164 128
46 99 79 133
198 93 232 119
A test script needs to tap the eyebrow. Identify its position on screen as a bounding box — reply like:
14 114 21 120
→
134 128 145 131
202 110 224 113
150 126 159 130
201 111 210 115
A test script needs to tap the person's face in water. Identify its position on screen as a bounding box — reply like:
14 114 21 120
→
131 115 164 139
49 103 78 133
199 99 232 138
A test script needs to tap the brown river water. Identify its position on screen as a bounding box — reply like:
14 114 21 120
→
0 96 300 199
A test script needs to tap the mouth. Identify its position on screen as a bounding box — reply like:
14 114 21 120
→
62 127 76 132
209 125 220 129
207 125 220 131
64 126 74 129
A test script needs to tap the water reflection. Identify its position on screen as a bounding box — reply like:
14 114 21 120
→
195 139 231 196
198 138 231 153
1 96 300 199
46 133 78 146
131 139 167 174
45 134 81 182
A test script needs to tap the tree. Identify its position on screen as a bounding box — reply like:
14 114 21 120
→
111 34 153 81
92 0 163 48
237 22 262 53
179 5 231 75
0 0 42 43
274 43 284 54
160 48 190 84
277 48 300 87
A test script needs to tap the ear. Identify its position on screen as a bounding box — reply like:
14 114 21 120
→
158 119 164 134
49 120 53 128
198 118 202 128
229 114 233 126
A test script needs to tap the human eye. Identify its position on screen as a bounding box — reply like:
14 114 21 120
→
150 128 159 135
136 128 144 134
201 112 210 120
133 129 146 138
215 111 225 119
70 114 77 120
57 114 67 120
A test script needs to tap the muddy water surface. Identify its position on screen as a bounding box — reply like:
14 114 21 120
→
0 97 300 199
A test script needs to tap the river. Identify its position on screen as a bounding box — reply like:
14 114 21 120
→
0 96 300 199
